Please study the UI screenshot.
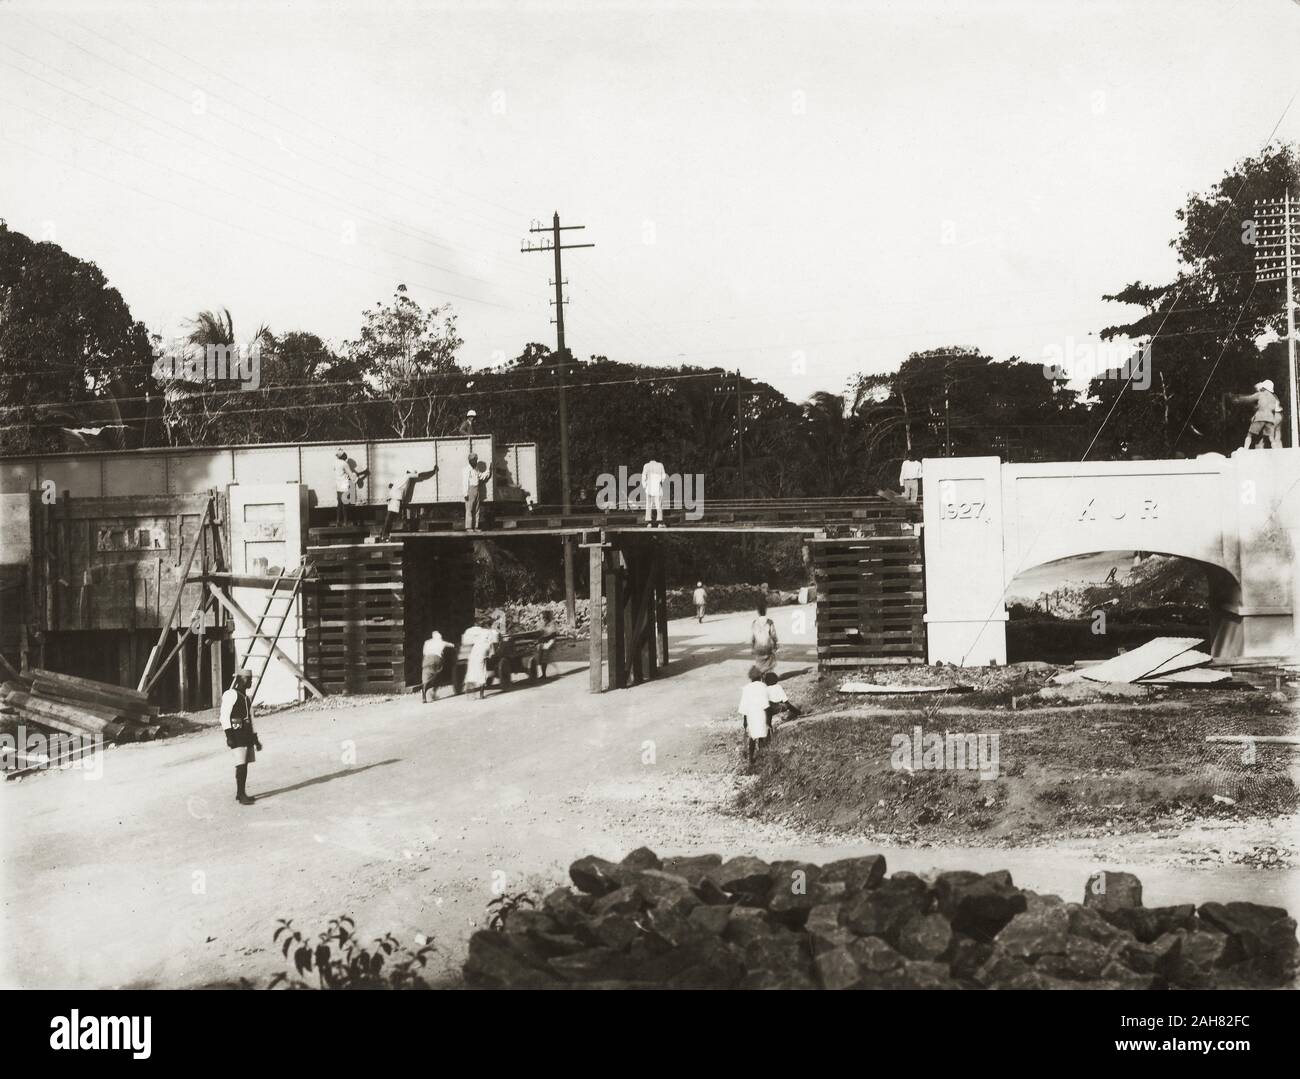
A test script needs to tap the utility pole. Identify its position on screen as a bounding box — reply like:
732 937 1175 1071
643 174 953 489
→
522 212 594 626
1254 192 1300 447
711 370 758 498
735 370 746 498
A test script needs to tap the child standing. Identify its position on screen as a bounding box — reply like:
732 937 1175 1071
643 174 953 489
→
738 667 771 767
762 671 800 740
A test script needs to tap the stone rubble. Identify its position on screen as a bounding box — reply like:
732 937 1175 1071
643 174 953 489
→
463 849 1299 989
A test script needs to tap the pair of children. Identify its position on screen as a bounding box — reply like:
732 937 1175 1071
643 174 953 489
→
738 667 799 766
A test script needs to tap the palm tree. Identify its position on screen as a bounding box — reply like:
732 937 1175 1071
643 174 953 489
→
802 391 863 496
159 307 273 445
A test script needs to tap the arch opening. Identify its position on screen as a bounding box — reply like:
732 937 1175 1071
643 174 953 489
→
1004 550 1239 664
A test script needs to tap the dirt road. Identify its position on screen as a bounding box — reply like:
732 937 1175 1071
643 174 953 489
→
2 603 1295 988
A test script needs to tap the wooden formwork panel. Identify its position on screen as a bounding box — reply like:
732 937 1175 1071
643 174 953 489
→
811 534 926 668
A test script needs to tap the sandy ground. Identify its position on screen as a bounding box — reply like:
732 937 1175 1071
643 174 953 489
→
2 603 1296 989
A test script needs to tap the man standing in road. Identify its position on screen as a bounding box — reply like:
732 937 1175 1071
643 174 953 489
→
642 456 667 527
219 669 262 806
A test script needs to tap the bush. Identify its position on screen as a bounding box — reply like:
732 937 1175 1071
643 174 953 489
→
268 917 438 989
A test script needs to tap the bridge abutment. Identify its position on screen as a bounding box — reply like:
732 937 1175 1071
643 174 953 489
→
922 450 1300 667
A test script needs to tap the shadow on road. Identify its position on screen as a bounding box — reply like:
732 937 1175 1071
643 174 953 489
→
254 759 401 802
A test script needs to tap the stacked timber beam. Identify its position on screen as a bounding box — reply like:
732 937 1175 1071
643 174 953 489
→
302 544 406 694
0 668 162 745
810 532 926 668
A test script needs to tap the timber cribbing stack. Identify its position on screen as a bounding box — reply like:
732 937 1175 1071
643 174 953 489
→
810 529 926 668
303 543 406 694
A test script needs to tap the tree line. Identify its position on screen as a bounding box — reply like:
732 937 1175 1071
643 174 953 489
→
2 144 1296 503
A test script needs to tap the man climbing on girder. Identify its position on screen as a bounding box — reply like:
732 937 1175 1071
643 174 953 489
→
463 452 488 530
1227 379 1283 449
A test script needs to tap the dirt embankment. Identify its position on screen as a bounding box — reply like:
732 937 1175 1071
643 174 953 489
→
732 665 1300 848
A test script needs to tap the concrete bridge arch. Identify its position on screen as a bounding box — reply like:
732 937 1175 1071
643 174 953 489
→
922 451 1300 665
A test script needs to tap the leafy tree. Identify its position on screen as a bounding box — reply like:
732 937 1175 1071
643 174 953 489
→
1092 143 1298 456
347 284 463 438
0 221 156 454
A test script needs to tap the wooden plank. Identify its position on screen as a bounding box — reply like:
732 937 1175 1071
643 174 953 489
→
30 667 150 704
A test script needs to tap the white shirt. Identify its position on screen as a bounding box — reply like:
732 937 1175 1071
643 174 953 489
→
642 460 666 497
739 681 770 738
218 688 249 730
464 463 485 497
334 458 355 494
387 489 403 513
692 587 706 605
900 459 922 482
765 682 789 705
422 634 451 658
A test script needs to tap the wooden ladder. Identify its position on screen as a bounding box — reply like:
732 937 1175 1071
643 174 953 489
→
236 560 311 705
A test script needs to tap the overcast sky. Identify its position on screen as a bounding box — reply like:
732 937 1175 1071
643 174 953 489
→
2 0 1298 403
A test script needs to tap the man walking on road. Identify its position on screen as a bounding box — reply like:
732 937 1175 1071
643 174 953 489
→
692 581 707 623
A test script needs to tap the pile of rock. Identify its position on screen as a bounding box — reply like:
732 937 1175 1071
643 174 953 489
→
463 849 1298 989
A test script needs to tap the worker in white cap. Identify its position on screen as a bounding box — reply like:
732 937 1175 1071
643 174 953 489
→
219 669 262 806
332 449 365 525
457 409 477 436
1227 379 1283 449
692 581 708 623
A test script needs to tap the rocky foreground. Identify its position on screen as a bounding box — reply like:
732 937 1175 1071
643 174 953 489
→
464 849 1298 989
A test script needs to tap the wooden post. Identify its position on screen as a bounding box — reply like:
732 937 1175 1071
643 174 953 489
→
624 543 640 685
118 634 132 687
210 630 224 704
654 545 669 667
197 527 207 703
588 543 604 693
605 546 625 689
176 611 190 712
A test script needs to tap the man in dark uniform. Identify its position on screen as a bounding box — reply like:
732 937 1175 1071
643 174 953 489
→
219 670 262 806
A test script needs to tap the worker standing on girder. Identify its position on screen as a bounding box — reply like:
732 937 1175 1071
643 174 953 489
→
641 456 667 527
1227 380 1283 449
333 449 366 525
900 452 922 502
